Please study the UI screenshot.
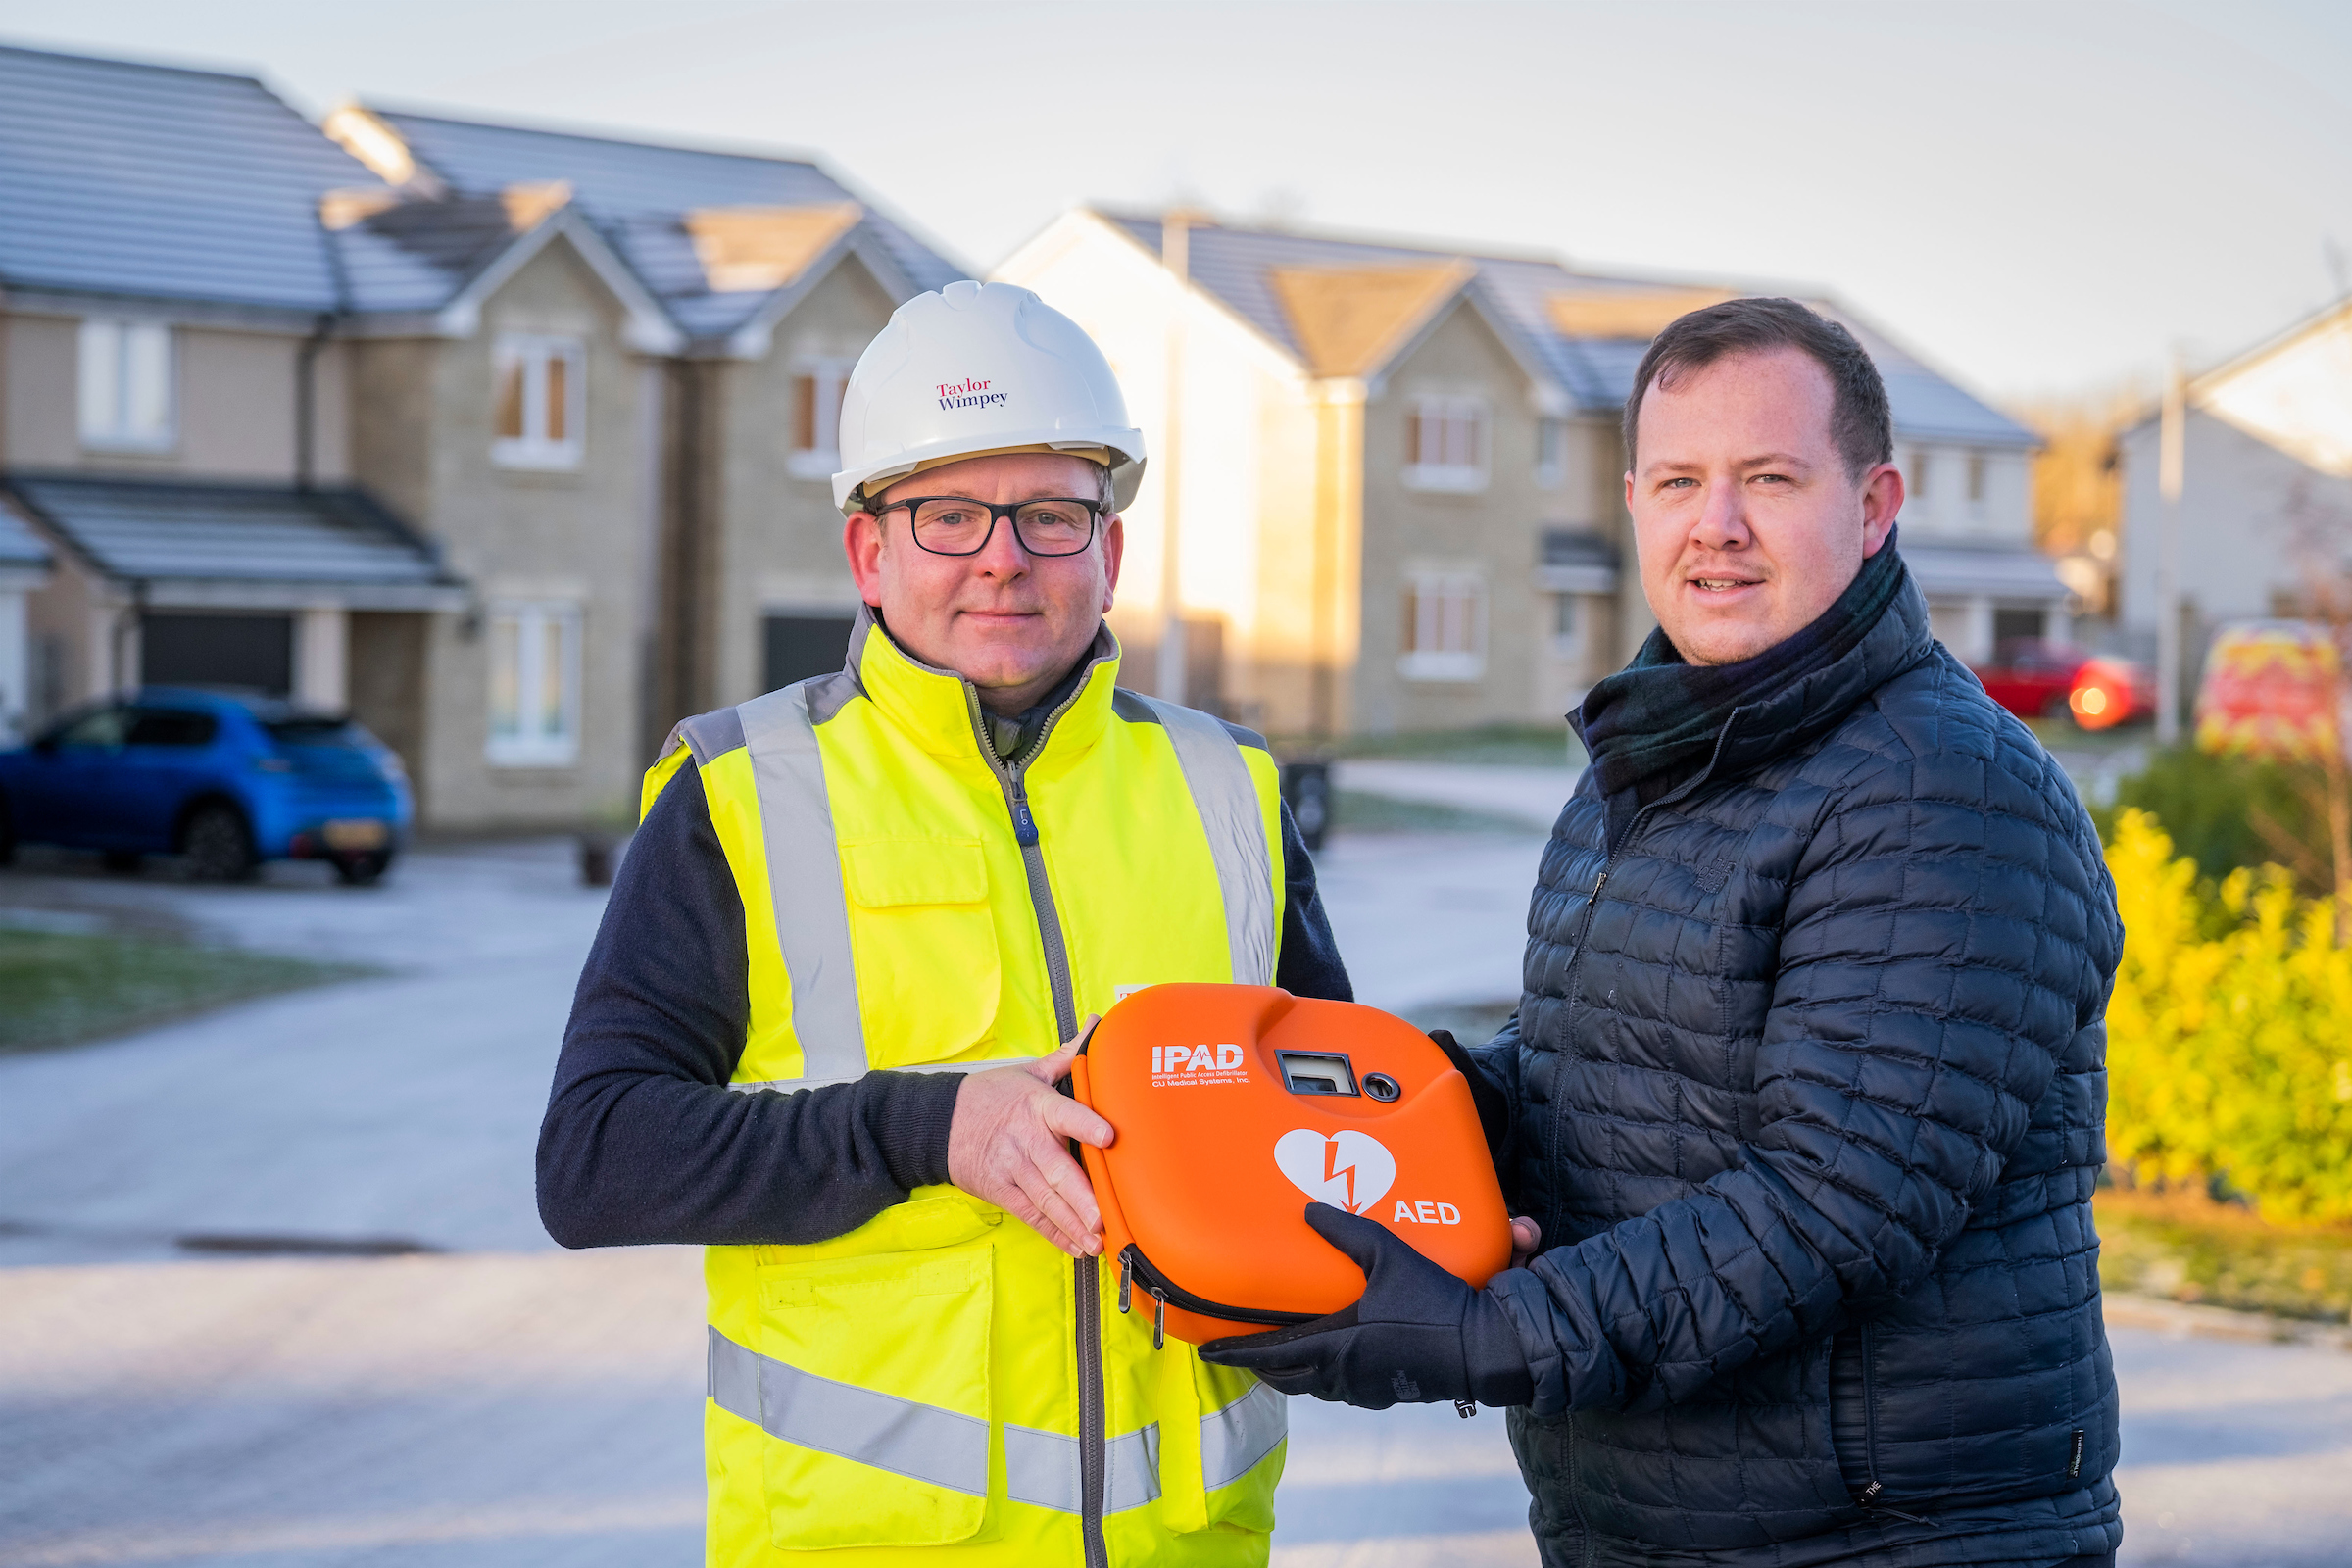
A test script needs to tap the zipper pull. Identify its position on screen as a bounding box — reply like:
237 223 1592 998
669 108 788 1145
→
1592 868 1610 897
1151 1288 1167 1350
1454 1399 1477 1419
1118 1252 1133 1315
1855 1483 1932 1527
1009 790 1040 848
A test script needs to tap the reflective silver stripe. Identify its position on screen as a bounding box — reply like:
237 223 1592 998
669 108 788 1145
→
1004 1422 1161 1514
726 1056 1044 1095
737 682 867 1083
707 1325 989 1495
1137 697 1278 985
1200 1381 1288 1491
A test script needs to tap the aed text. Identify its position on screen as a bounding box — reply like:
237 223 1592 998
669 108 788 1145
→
1393 1200 1462 1225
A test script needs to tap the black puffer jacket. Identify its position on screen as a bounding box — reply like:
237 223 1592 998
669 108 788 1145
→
1477 579 2125 1567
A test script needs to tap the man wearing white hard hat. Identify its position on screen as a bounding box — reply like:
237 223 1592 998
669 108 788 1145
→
540 280 1352 1566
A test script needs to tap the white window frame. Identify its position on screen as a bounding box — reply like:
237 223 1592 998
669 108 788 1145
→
491 334 586 471
78 318 176 452
1398 570 1487 682
786 357 856 480
1402 395 1490 493
1534 416 1568 490
1549 590 1585 658
485 600 582 767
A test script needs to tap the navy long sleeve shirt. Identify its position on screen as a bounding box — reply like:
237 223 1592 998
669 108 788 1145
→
538 759 1351 1250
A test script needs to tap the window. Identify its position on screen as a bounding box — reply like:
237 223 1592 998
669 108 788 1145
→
1398 571 1486 681
125 709 220 748
78 319 174 450
788 359 854 480
1535 416 1567 488
1550 592 1583 655
1965 451 1987 507
51 706 129 749
486 602 581 766
492 335 585 469
1907 447 1931 499
1403 396 1488 492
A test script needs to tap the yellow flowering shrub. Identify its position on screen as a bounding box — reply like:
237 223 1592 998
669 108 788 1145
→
2105 808 2352 1224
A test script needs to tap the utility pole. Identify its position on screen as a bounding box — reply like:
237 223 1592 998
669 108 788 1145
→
1155 212 1191 705
2156 352 2185 747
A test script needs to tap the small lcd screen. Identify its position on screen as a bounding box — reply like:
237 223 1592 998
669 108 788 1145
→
1277 1051 1359 1097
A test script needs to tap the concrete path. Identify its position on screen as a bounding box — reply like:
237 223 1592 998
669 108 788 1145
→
1310 829 1548 1018
6 1242 2344 1568
5 836 2351 1566
1333 760 1577 833
0 839 608 1263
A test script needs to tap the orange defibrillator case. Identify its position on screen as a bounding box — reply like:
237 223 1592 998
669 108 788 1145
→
1068 983 1510 1347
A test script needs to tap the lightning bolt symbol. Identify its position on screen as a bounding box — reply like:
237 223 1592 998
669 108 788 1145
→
1323 1136 1359 1212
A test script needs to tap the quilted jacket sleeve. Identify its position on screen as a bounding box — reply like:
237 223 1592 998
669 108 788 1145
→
1489 748 2121 1417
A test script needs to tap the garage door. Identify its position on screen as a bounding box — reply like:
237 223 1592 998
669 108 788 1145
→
141 612 293 696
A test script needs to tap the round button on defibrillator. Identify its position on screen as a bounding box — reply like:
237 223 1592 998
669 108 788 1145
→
1362 1072 1401 1102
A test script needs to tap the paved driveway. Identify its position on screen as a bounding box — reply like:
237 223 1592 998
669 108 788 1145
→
3 836 2348 1566
0 840 606 1263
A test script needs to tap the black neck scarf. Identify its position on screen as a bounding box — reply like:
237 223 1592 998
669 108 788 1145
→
1574 530 1912 812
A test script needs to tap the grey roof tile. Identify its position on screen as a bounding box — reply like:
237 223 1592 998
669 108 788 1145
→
0 44 381 311
369 109 968 338
0 472 458 592
0 504 52 568
1102 213 2035 449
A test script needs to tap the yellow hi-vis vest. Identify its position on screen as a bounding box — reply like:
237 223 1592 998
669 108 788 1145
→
641 611 1291 1567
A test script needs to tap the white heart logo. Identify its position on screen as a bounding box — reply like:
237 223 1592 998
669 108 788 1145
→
1272 1128 1397 1216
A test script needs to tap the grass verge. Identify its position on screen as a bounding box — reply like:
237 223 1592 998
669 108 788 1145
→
2096 1186 2352 1324
1331 789 1541 837
1284 723 1587 768
0 929 372 1056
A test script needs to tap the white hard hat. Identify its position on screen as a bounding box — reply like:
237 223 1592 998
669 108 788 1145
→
832 279 1147 515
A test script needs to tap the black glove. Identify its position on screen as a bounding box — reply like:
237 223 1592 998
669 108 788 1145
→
1199 1202 1534 1410
1428 1028 1511 1158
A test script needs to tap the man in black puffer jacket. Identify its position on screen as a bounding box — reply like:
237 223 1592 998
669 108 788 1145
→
1207 298 2126 1568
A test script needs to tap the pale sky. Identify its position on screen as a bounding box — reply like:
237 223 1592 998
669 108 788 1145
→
8 0 2350 406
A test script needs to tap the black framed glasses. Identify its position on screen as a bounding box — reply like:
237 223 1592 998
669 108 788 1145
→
872 496 1104 558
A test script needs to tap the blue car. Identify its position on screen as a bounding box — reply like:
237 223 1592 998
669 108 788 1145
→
0 688 412 883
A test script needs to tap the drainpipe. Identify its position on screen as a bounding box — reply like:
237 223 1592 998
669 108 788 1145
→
295 312 339 492
114 580 148 696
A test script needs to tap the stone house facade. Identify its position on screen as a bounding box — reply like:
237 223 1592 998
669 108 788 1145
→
999 210 2055 738
0 43 959 833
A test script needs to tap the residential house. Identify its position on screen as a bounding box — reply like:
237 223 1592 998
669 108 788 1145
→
998 211 2054 737
2117 299 2352 699
0 43 472 790
322 108 964 736
0 42 960 833
0 507 47 741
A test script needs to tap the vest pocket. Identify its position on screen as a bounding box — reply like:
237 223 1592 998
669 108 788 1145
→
756 1245 996 1549
840 837 1003 1065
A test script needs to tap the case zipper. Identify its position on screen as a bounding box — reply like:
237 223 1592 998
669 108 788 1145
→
1117 1244 1317 1331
